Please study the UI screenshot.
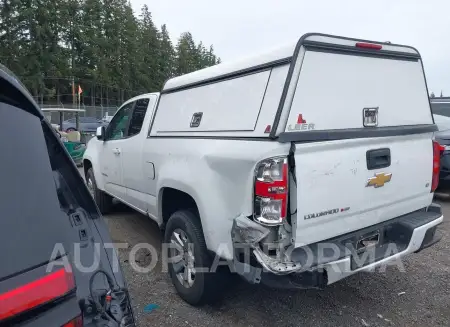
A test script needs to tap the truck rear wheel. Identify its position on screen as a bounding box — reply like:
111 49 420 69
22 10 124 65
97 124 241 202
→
86 167 113 214
164 209 227 305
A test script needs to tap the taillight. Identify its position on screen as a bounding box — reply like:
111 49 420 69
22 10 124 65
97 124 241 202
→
0 268 75 322
432 140 443 192
355 42 382 50
62 315 83 327
254 156 288 225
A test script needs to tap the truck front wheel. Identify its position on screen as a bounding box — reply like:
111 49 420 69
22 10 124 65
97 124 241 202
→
164 209 227 305
86 167 113 214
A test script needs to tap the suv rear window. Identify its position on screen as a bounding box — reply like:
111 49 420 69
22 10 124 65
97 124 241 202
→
0 102 71 280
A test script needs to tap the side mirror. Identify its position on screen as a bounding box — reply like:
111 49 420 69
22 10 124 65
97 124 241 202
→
96 126 105 140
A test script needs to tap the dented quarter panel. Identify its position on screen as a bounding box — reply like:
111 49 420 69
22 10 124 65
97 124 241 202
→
146 138 290 259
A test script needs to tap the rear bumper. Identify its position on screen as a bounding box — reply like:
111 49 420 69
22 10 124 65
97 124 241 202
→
323 208 442 285
231 204 443 288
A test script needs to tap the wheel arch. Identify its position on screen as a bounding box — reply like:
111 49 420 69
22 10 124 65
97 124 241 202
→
157 181 212 250
159 185 202 228
83 158 92 178
82 152 105 191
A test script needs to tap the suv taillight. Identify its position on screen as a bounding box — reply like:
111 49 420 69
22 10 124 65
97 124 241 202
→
432 140 443 192
62 316 83 327
0 268 75 322
254 156 288 225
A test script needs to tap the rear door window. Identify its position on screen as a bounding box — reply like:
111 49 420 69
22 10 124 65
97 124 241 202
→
127 98 149 137
0 102 71 280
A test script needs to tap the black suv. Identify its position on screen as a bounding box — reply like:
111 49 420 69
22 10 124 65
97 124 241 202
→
0 65 135 326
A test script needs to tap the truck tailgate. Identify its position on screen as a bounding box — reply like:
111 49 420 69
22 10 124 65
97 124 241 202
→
291 133 434 246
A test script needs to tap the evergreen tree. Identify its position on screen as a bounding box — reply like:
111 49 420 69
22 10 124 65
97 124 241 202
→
174 33 221 75
159 24 176 85
175 32 196 75
0 0 25 76
78 0 104 79
0 2 221 106
118 0 140 97
137 5 161 92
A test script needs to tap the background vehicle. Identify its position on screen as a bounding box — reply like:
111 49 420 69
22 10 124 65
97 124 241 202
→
83 33 443 306
430 115 450 191
45 108 99 165
433 114 450 132
434 128 450 190
0 64 135 326
102 113 115 123
430 97 450 118
62 116 108 133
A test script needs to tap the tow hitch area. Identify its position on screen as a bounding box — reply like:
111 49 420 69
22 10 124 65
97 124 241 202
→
230 206 443 289
231 215 327 288
356 230 380 251
231 215 307 275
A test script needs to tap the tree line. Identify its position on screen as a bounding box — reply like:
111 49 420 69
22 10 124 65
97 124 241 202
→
0 0 220 107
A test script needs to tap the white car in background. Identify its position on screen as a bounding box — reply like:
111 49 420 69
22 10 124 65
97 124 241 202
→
433 114 450 132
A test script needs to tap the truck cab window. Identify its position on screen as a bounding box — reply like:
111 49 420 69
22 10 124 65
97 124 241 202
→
127 98 149 137
105 102 134 140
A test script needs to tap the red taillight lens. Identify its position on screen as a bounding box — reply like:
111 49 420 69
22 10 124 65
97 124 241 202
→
254 156 288 225
355 42 382 50
62 315 83 327
432 140 442 192
0 268 75 321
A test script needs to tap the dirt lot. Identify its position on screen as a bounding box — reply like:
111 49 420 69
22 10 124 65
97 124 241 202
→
94 195 450 327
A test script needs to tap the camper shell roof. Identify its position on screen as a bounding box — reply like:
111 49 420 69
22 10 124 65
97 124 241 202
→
162 33 421 94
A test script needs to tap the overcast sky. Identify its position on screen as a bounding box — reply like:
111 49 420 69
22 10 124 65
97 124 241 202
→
130 0 449 95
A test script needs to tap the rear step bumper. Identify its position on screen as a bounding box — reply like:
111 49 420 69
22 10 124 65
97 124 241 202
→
231 204 443 288
322 205 443 285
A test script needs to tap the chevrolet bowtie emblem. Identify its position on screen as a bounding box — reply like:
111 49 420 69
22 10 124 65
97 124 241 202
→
366 173 392 188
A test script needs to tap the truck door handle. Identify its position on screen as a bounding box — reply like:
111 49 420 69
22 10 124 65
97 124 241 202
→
112 148 121 155
366 148 391 170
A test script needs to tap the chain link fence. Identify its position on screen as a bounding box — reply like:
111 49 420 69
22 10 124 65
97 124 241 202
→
40 103 118 125
25 76 142 124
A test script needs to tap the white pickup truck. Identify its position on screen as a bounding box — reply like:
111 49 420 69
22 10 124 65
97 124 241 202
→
83 33 444 305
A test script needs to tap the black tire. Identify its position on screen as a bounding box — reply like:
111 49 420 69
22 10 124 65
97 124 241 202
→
66 127 77 132
86 167 113 214
164 210 227 305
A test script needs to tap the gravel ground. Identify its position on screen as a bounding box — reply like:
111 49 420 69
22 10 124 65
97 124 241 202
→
97 197 450 327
